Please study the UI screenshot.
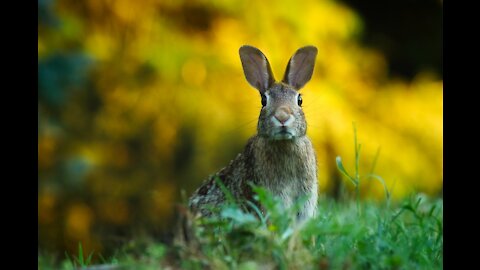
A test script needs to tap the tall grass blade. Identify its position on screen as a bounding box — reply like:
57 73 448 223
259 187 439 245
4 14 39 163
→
336 156 356 185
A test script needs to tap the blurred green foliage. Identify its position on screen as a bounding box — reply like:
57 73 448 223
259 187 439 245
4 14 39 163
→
38 0 442 257
39 188 443 269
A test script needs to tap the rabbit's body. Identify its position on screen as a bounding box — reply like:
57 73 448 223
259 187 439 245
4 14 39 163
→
189 46 319 220
189 134 317 219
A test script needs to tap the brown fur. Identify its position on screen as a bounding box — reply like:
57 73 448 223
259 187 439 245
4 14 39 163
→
189 46 318 220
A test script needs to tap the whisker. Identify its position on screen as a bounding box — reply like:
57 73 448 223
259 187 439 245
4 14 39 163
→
224 118 258 135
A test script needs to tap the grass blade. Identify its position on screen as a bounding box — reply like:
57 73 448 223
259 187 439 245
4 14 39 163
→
336 156 356 185
86 250 94 266
363 173 390 201
214 176 236 204
78 242 84 266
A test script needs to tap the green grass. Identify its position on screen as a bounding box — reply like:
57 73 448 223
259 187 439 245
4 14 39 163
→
175 190 442 270
38 126 442 269
39 191 442 270
62 242 94 269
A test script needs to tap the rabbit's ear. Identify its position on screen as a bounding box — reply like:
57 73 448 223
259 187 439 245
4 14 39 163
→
239 45 275 93
282 46 318 90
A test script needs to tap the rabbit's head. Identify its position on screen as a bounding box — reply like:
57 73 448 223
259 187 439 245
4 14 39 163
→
239 45 317 140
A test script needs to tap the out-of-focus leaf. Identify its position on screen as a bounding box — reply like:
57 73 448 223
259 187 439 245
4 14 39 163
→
336 156 356 185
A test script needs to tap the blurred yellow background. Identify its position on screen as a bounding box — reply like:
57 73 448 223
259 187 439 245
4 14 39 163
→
38 0 442 257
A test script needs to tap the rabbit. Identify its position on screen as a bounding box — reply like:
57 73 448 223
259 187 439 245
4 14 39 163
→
189 45 318 221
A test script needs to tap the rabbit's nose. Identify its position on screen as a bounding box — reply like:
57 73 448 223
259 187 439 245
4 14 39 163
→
274 106 292 124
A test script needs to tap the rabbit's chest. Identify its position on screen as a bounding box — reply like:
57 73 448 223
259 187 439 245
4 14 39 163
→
270 177 305 208
256 156 314 207
250 136 317 208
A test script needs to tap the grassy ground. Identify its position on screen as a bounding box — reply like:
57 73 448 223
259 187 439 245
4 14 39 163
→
38 190 443 270
39 131 443 269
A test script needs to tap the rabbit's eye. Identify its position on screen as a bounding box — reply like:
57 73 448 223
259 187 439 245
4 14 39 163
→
261 94 267 107
297 94 303 106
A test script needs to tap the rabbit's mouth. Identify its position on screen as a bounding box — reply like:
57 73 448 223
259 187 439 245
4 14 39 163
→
272 127 296 140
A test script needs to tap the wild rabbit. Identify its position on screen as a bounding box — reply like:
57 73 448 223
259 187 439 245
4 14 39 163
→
189 45 318 220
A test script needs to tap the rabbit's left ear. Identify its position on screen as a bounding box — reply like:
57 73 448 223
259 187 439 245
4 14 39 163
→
282 46 317 90
239 45 275 94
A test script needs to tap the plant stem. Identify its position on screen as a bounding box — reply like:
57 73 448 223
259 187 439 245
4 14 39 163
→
353 122 361 215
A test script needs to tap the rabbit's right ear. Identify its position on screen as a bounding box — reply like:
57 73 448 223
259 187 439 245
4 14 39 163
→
239 45 275 93
282 46 317 90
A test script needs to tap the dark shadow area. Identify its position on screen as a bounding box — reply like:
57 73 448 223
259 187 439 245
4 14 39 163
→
341 0 442 79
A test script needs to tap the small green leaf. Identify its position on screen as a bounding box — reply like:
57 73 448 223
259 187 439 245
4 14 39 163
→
280 227 293 241
336 156 357 185
221 207 256 225
245 200 266 225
